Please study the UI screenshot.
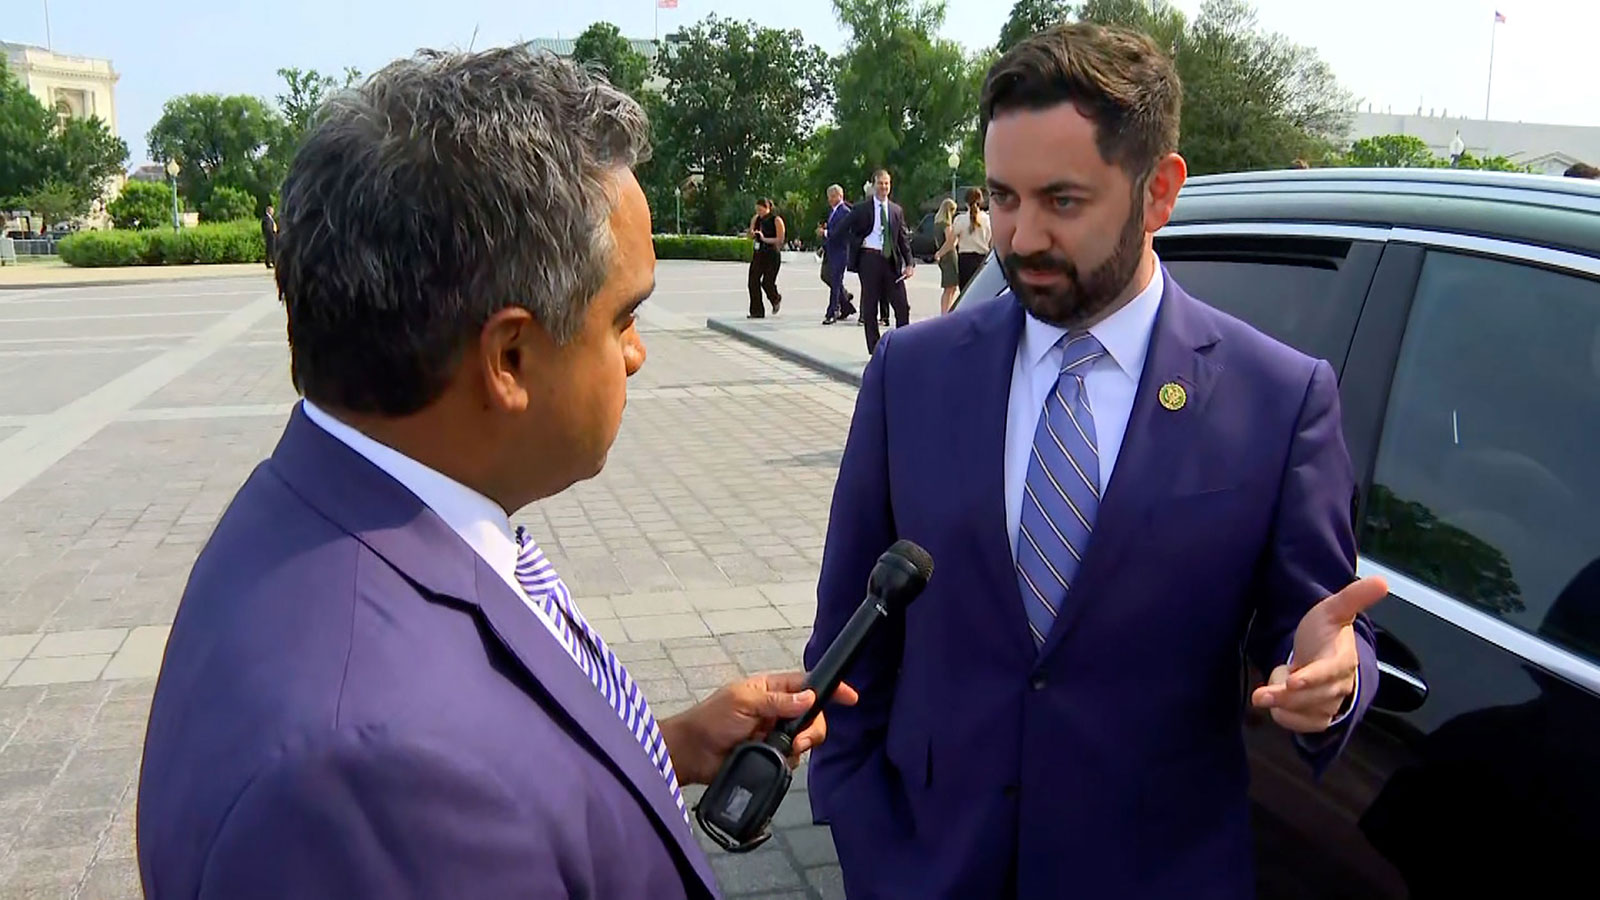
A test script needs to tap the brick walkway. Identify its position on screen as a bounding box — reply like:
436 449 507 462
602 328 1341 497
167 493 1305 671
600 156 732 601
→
0 265 868 898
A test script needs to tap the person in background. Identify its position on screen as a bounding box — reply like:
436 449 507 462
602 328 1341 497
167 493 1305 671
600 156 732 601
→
747 197 785 318
843 168 915 354
1291 158 1311 169
1565 162 1600 179
932 197 961 314
952 186 992 291
818 184 859 325
261 205 278 269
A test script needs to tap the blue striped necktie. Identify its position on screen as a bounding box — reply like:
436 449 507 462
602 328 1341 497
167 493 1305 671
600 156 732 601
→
514 528 687 821
1016 332 1105 651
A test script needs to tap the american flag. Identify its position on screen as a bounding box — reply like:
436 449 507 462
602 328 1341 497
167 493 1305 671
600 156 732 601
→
1494 10 1506 23
658 0 678 8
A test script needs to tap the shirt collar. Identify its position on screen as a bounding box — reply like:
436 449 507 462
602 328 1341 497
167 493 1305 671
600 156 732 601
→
300 399 522 579
1019 259 1165 380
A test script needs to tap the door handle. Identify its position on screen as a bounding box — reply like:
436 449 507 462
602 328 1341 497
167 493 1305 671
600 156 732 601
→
1374 659 1429 713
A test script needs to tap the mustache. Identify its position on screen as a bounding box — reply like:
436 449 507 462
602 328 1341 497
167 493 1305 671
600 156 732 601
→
1004 252 1078 276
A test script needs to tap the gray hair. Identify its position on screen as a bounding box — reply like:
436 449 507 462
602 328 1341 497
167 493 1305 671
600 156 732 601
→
827 184 843 197
277 46 651 416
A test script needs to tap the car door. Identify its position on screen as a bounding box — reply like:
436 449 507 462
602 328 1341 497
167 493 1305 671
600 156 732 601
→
1248 236 1600 899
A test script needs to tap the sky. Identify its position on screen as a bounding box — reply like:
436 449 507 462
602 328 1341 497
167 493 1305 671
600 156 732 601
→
3 0 1595 168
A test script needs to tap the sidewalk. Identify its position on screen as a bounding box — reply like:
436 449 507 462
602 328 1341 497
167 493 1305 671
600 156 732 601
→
0 260 275 290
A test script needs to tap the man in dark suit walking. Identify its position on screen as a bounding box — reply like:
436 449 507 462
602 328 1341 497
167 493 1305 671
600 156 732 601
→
844 168 915 354
807 24 1382 898
260 205 277 268
819 184 858 325
138 48 849 900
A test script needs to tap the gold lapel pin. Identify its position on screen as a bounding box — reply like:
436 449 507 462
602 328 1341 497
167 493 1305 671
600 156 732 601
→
1158 381 1187 411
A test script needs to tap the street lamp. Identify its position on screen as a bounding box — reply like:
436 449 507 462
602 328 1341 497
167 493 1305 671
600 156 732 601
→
674 185 682 235
165 159 181 232
948 150 960 199
1449 131 1465 168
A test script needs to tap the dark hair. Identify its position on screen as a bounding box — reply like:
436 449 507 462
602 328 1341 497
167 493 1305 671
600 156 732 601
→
277 47 650 416
756 197 774 210
1566 162 1600 179
1291 158 1311 169
965 187 984 234
980 22 1181 180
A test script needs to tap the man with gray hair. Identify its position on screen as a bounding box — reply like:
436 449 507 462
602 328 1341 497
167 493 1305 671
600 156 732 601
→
819 183 858 324
137 47 849 899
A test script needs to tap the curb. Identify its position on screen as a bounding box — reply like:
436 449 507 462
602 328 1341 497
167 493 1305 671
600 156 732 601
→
0 269 274 291
705 318 863 387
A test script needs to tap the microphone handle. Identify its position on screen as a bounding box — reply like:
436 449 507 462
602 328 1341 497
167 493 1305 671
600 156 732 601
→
768 590 888 749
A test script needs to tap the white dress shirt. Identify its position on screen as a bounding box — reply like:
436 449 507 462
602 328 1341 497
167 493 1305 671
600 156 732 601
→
301 400 570 649
998 263 1356 724
863 197 889 251
1004 263 1164 559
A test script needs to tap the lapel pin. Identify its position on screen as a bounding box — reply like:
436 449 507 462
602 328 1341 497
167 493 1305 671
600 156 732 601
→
1158 381 1187 412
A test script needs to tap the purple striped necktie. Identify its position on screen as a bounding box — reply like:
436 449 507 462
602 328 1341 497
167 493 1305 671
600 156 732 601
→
514 527 687 821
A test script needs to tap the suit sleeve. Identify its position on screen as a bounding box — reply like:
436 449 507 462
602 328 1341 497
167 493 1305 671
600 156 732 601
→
200 731 585 899
894 206 914 267
804 329 903 822
1244 359 1378 776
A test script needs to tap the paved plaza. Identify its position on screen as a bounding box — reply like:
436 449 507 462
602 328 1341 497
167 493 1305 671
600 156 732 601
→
0 259 944 898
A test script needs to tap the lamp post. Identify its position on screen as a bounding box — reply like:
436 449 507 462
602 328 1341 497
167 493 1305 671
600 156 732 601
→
165 159 181 232
674 185 682 235
948 150 960 199
1449 131 1465 168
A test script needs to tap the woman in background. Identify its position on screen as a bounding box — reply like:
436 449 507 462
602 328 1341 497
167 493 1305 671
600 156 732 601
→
747 197 785 318
932 198 960 314
952 187 991 292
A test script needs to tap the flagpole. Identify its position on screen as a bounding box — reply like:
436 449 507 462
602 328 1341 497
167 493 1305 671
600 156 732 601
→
1483 16 1498 120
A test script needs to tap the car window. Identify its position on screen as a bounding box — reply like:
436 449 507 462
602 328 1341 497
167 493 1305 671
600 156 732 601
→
1155 235 1370 372
1362 250 1600 665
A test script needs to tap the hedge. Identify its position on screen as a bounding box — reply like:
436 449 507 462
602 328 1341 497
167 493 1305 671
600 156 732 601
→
61 227 750 267
58 221 265 267
653 234 753 262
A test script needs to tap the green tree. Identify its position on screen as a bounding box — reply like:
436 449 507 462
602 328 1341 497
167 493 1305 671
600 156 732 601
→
201 184 257 222
1343 134 1439 168
1078 0 1350 174
276 66 362 140
827 0 982 217
998 0 1076 53
18 178 82 230
107 180 174 229
2 58 127 216
148 94 291 214
649 16 832 234
571 22 651 96
1455 151 1527 173
0 58 56 202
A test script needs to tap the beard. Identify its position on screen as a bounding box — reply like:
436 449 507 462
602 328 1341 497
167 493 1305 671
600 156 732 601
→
1003 204 1147 328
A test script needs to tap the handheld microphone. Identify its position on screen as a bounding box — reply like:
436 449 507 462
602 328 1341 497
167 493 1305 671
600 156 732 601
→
695 540 933 853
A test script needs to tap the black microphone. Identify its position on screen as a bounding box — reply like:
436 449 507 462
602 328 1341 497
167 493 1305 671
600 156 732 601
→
695 540 933 853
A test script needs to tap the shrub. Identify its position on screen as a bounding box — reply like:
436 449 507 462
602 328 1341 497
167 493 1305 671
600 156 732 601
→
201 185 257 223
106 181 174 230
58 221 266 267
653 234 753 262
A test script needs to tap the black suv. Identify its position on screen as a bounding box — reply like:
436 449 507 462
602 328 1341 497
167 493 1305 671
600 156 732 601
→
961 168 1600 898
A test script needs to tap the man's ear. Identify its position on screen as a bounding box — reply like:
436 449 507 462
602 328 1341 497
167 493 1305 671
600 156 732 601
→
475 307 544 414
1143 152 1189 234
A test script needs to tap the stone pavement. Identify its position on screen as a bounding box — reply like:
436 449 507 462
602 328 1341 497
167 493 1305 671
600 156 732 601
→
0 264 874 898
0 261 275 290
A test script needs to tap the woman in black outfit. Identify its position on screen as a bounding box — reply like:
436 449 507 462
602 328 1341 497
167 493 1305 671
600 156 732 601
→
747 198 785 318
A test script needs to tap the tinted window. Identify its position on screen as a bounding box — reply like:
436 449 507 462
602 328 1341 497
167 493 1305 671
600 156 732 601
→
1156 235 1371 371
1363 251 1600 665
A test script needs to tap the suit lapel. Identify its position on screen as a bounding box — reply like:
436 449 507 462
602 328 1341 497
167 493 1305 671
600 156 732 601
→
949 297 1037 659
269 407 717 894
1039 273 1223 661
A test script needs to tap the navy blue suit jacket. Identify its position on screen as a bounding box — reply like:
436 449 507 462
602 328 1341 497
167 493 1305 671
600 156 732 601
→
138 407 719 899
805 276 1378 899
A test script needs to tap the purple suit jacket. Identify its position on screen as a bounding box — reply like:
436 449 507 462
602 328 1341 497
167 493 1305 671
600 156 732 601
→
804 274 1378 899
138 407 719 899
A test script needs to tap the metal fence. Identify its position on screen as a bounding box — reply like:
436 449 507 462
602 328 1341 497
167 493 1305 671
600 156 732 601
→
10 238 61 256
